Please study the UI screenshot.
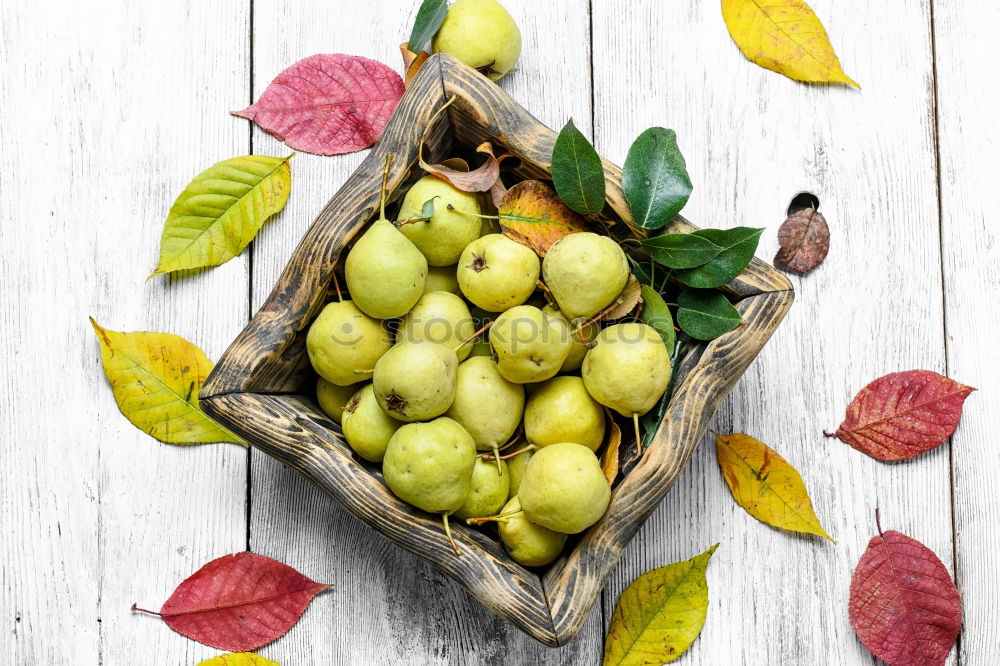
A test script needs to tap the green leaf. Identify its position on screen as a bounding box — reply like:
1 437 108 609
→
639 285 675 350
676 289 743 340
622 127 692 230
150 155 292 277
675 227 763 288
90 318 245 447
408 0 449 53
628 257 656 287
641 232 723 269
641 339 682 450
551 118 606 215
603 544 719 665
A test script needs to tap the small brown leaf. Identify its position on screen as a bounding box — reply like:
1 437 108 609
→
421 142 507 193
596 274 642 322
399 43 430 87
601 409 622 485
490 178 509 209
774 207 830 275
499 180 589 256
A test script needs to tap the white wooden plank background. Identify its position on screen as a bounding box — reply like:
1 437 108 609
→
0 0 995 664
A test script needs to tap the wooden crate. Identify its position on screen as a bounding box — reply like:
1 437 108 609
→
200 53 793 646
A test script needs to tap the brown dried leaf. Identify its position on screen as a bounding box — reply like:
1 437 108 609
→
601 408 622 485
421 142 505 192
498 180 589 256
774 207 830 274
399 43 430 87
597 274 642 322
490 178 509 209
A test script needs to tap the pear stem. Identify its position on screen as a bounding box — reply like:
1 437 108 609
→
465 508 524 527
492 443 503 476
379 153 394 220
481 444 535 462
454 321 493 351
633 412 643 457
332 272 343 302
418 95 458 165
535 280 557 306
353 368 375 374
446 204 501 221
442 513 461 556
574 301 618 335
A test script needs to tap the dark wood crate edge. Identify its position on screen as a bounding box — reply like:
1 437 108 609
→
200 390 560 646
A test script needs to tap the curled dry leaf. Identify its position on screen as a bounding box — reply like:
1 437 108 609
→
498 180 588 255
774 206 830 274
133 552 328 652
828 370 975 461
399 42 430 87
715 433 832 540
233 54 404 155
849 518 961 666
721 0 859 87
603 545 718 665
197 654 280 666
150 155 291 277
90 318 244 447
601 408 622 485
421 142 508 193
596 274 642 322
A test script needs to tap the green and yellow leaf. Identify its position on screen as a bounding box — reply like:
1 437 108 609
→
150 154 292 277
90 317 244 446
721 0 859 87
498 179 588 256
197 654 280 666
715 433 832 540
603 545 718 665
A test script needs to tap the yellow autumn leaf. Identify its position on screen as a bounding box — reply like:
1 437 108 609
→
197 654 280 666
90 317 244 446
715 433 832 540
150 154 292 277
604 545 718 665
721 0 859 87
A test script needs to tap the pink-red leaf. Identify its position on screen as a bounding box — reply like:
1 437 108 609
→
828 370 975 461
135 552 329 652
233 54 404 156
849 526 961 666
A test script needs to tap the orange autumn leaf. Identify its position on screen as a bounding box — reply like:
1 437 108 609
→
399 42 430 87
715 432 831 540
498 180 589 256
601 410 622 485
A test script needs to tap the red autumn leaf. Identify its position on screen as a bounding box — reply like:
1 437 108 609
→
420 142 509 193
133 552 329 652
233 54 404 156
827 370 975 461
849 518 961 666
774 206 830 275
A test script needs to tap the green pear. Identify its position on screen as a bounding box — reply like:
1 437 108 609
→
315 377 357 424
498 497 567 567
518 443 610 534
543 305 598 372
468 336 494 358
582 322 670 417
398 176 482 266
458 234 539 312
542 232 629 319
373 341 457 422
489 305 572 383
432 0 522 81
398 291 476 362
446 356 525 457
345 219 428 319
341 384 401 462
524 376 606 451
383 417 477 554
453 457 510 520
424 264 460 295
506 447 534 496
306 300 392 385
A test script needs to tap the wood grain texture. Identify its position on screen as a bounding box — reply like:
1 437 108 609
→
933 0 1000 661
0 1 250 664
593 1 953 664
